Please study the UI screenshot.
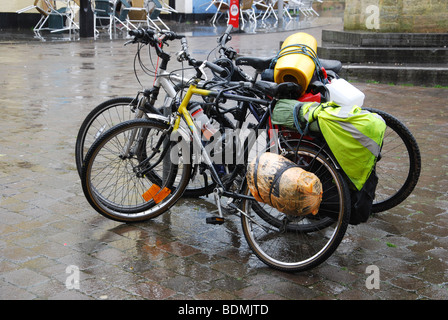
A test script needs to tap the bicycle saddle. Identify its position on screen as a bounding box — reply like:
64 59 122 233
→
235 56 275 71
319 59 342 73
237 56 342 73
254 80 302 99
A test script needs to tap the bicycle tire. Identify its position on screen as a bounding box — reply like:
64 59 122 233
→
75 96 216 198
240 146 351 272
364 107 421 212
183 165 217 197
81 118 191 222
75 97 137 177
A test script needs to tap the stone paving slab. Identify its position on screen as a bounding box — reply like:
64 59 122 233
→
1 27 447 301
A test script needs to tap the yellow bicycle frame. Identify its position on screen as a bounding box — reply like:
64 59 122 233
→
172 81 212 134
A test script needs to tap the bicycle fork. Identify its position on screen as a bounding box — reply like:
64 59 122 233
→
118 95 149 158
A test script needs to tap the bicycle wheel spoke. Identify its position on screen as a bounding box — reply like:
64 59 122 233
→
82 119 191 222
241 146 350 272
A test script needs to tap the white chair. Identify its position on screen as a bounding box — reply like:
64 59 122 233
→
102 0 130 38
276 0 293 19
157 0 177 15
206 0 230 25
147 0 176 30
297 0 320 17
254 0 276 20
17 0 52 34
49 0 79 34
17 0 79 37
240 0 257 26
286 0 300 15
92 0 115 37
124 0 151 29
124 0 171 31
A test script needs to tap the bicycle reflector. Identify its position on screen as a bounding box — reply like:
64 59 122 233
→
247 152 322 216
142 184 171 203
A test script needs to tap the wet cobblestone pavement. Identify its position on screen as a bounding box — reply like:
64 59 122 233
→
1 20 447 301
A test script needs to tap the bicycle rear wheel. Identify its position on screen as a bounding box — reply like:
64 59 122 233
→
81 118 191 222
240 146 351 272
76 97 137 177
364 107 421 212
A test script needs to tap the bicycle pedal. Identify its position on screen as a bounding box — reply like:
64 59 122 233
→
206 216 225 225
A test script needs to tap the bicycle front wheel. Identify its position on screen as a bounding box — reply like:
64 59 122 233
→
240 147 351 272
75 96 215 198
81 118 191 222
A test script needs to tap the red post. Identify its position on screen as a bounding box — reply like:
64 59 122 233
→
228 0 240 28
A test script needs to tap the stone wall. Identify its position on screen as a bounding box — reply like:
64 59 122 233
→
344 0 448 33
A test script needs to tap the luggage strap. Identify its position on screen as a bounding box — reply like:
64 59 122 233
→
268 161 297 202
293 103 310 136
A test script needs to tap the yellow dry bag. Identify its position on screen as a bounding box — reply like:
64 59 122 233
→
274 32 318 95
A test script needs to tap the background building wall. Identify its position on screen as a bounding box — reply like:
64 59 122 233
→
174 0 192 13
344 0 448 32
2 0 40 13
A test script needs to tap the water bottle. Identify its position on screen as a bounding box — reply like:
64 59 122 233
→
325 78 365 107
190 105 218 140
190 104 226 175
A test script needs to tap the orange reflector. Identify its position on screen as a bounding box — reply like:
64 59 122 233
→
142 185 171 203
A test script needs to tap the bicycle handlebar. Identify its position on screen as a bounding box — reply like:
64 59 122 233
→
128 27 186 62
204 61 227 77
178 37 227 78
129 27 228 79
219 25 233 47
129 28 185 45
128 28 155 39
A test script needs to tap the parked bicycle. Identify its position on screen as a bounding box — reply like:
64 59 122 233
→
78 26 423 271
75 28 217 197
76 26 421 216
80 30 352 272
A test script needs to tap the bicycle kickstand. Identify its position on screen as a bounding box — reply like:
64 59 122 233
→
206 188 226 225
